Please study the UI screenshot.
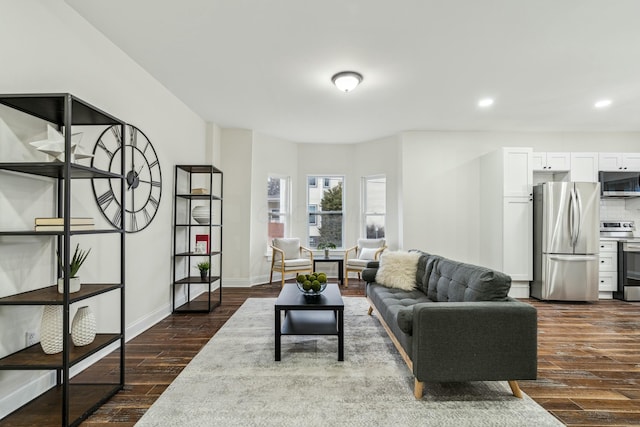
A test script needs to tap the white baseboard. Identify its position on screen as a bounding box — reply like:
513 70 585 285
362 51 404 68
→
0 372 56 419
599 291 613 300
509 281 530 299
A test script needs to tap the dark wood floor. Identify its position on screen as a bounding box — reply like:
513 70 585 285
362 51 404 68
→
73 280 640 426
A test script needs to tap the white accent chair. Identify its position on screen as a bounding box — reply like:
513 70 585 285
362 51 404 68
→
344 238 387 287
269 238 314 287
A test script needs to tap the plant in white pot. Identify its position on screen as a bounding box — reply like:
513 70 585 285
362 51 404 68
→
317 242 336 258
57 243 90 294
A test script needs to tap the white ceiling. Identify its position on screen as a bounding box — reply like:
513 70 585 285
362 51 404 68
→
66 0 640 143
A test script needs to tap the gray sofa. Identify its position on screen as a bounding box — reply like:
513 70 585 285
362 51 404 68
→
362 251 537 399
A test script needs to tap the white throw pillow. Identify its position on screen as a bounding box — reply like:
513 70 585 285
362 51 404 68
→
358 247 379 260
375 251 421 291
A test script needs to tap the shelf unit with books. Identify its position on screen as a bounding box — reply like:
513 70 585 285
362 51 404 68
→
0 93 125 426
172 165 223 313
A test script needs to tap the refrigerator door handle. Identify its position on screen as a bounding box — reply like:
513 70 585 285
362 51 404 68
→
569 188 576 247
549 254 599 262
574 188 582 247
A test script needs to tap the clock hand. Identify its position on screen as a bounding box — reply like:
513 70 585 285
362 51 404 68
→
127 165 144 190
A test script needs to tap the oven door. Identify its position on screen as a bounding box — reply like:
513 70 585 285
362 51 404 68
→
619 242 640 301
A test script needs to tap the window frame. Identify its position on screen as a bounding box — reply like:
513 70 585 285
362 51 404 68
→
267 174 291 246
306 175 345 249
362 174 386 239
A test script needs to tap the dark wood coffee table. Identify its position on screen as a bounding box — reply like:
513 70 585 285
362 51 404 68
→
274 283 344 361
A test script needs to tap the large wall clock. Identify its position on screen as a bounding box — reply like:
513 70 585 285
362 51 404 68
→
91 124 162 233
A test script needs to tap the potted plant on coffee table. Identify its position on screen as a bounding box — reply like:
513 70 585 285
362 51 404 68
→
196 261 210 281
317 242 336 258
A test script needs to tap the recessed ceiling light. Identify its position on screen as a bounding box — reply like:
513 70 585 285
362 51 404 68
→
594 99 612 109
478 98 494 108
331 71 363 92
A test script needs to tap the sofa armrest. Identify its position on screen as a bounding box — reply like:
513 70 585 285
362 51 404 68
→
361 266 378 283
410 300 537 383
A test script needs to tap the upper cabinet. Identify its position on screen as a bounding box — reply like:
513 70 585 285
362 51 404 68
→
503 147 533 197
570 152 599 182
532 152 570 172
599 153 640 172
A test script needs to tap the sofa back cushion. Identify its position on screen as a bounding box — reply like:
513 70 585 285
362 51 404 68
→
426 258 511 302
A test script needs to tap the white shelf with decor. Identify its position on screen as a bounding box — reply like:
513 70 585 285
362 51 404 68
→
172 165 223 313
0 93 125 426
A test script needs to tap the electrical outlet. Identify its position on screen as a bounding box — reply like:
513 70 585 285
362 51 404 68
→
25 331 38 347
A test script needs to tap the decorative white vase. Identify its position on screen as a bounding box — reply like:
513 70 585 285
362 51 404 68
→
71 306 96 347
192 206 210 224
57 276 81 294
40 306 63 354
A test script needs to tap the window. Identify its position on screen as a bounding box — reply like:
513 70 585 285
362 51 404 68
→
363 175 386 239
308 204 317 225
307 176 344 249
267 175 290 243
308 176 317 187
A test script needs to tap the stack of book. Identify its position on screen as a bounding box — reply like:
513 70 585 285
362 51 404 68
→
191 188 209 195
34 217 95 231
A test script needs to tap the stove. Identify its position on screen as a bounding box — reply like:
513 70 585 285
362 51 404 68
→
601 220 640 300
600 220 636 239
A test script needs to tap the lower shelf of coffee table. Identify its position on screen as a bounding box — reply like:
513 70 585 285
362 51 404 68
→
281 310 339 335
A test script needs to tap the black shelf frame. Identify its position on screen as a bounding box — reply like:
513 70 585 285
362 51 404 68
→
172 165 223 313
0 93 126 426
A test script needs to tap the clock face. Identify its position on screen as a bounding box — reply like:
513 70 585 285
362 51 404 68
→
91 125 162 233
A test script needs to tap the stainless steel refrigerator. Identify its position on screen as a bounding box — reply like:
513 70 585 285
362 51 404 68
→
532 182 600 301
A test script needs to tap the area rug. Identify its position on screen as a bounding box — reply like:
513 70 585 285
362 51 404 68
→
136 297 562 427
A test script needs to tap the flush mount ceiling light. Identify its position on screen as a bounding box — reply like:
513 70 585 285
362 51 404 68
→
594 99 612 109
331 71 363 92
478 98 494 108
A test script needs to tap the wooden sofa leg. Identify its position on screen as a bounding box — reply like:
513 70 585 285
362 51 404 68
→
414 379 424 399
367 306 373 316
508 380 523 398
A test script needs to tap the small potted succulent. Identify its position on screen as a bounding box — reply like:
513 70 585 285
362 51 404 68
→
56 243 91 294
317 242 336 258
196 261 210 281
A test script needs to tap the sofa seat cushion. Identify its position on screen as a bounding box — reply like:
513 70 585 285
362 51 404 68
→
367 283 431 353
427 258 511 302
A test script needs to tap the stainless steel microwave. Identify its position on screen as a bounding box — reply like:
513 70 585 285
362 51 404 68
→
599 171 640 197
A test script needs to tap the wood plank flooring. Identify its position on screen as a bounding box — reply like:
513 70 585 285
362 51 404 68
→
72 281 640 426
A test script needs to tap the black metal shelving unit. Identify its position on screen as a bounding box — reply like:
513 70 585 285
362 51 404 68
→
0 93 126 426
172 165 223 313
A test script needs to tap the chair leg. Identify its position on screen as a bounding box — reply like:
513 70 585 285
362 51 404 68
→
269 269 274 285
345 272 349 288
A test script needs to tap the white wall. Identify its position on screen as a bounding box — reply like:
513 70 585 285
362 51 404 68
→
0 0 208 416
400 131 640 264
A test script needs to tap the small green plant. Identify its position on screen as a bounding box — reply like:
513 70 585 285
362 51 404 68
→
196 261 210 272
57 243 91 278
317 242 336 250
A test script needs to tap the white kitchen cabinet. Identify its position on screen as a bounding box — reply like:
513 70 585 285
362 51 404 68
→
570 152 599 182
503 197 533 281
532 152 570 172
598 240 617 298
599 153 640 172
480 148 533 296
503 147 533 197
